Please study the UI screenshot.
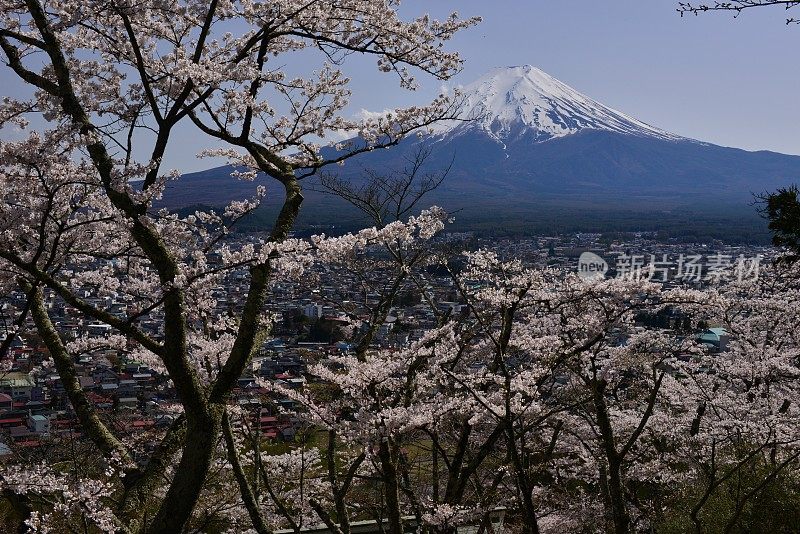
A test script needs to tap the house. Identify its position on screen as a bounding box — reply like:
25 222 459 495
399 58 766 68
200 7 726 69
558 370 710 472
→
93 368 118 383
125 362 149 374
28 414 50 437
0 372 35 401
0 393 13 411
78 376 96 391
237 376 258 389
260 356 306 378
9 425 33 442
100 383 119 395
285 377 305 390
87 392 114 410
303 303 324 319
255 413 296 441
118 397 139 410
698 327 729 351
131 372 153 384
23 400 49 414
0 416 25 430
118 380 139 396
86 323 113 336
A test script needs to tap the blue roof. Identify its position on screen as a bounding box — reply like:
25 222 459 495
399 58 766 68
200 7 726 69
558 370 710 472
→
699 328 728 343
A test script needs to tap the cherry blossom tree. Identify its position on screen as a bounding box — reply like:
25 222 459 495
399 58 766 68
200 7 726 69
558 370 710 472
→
0 1 477 531
222 236 800 534
3 2 800 533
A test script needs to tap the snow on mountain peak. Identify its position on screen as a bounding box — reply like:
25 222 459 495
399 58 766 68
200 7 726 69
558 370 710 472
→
437 65 681 143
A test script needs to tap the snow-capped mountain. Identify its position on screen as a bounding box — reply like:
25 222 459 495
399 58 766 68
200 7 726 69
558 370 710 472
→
162 65 800 239
434 65 682 143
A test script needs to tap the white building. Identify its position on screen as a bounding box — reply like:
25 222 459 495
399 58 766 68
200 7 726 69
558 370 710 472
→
303 303 324 319
28 414 50 437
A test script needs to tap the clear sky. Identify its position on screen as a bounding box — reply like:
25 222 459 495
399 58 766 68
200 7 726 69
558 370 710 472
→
271 0 800 170
3 0 798 171
376 0 800 156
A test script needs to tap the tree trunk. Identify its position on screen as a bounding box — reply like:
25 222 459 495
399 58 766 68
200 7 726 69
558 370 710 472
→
222 410 271 534
378 441 404 534
146 405 223 534
119 416 186 528
592 381 631 534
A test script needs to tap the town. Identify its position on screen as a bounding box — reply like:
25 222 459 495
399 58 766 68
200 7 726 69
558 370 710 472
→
0 231 770 456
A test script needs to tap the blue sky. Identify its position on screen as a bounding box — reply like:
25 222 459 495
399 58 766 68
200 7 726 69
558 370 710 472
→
258 0 800 170
3 1 798 171
378 0 800 155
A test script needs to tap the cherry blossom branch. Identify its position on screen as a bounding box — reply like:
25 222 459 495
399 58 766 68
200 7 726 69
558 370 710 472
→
678 1 800 23
222 409 272 534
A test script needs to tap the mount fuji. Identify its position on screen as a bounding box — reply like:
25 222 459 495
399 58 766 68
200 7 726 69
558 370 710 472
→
160 66 800 239
430 65 681 143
